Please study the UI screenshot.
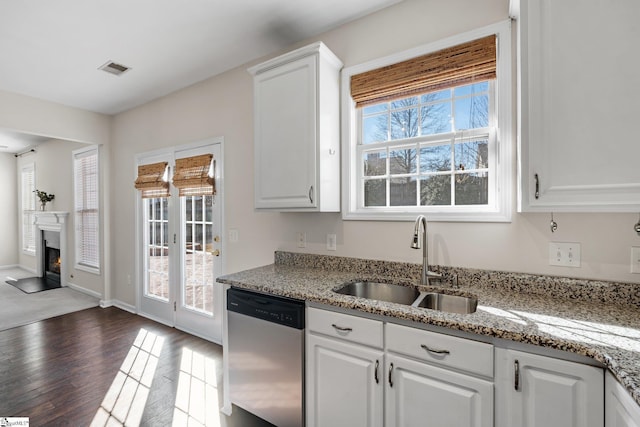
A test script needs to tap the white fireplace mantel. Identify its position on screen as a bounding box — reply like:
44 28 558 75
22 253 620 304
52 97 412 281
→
33 211 69 286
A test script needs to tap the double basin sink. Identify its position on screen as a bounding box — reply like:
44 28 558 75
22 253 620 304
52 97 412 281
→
334 281 477 314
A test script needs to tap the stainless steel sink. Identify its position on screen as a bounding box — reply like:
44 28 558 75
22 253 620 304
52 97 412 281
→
416 292 478 314
334 281 478 314
334 282 420 306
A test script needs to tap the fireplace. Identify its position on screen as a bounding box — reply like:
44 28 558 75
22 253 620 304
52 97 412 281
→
33 212 69 287
43 230 61 284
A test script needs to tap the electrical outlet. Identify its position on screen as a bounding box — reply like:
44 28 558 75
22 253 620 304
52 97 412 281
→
229 228 239 243
297 232 306 248
631 247 640 274
549 242 581 267
327 234 337 251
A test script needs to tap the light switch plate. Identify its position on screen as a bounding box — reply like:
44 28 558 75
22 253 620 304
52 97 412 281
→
549 242 581 267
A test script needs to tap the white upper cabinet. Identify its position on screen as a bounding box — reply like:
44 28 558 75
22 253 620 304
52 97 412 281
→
513 0 640 212
249 42 342 211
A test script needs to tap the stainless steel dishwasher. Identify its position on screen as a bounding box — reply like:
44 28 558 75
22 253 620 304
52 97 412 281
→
227 287 305 427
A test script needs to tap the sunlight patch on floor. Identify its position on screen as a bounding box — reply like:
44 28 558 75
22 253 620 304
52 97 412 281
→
173 346 220 427
90 328 164 427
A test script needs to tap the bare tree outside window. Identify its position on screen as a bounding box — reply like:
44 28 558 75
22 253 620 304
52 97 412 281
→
362 82 491 207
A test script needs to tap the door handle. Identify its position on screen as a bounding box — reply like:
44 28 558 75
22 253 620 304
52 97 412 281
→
388 363 394 388
211 249 220 256
514 359 520 391
374 360 379 384
420 344 450 355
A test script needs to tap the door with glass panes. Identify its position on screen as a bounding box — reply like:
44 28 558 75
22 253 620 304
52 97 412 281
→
137 141 223 343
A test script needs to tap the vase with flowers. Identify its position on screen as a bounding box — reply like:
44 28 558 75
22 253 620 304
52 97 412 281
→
34 189 55 211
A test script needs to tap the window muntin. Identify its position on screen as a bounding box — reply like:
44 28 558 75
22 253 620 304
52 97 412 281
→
73 146 100 273
21 164 36 254
343 22 512 222
358 82 493 209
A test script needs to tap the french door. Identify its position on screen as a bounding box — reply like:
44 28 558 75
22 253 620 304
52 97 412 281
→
138 141 223 343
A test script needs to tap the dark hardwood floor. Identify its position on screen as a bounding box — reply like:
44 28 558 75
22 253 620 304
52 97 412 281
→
0 306 275 426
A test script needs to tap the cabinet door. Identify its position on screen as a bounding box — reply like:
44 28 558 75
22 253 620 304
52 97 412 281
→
495 348 604 427
606 371 640 427
253 54 317 209
385 354 493 427
306 333 383 427
516 0 640 212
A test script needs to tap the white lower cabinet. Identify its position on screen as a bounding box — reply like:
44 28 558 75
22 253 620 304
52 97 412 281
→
306 333 384 427
385 353 493 427
606 371 640 427
495 348 604 427
306 308 493 427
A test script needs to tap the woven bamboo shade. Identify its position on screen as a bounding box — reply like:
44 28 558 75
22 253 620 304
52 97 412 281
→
134 162 170 198
173 154 215 197
351 35 497 108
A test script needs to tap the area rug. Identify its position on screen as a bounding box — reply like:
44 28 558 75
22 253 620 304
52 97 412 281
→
6 276 62 293
0 269 100 331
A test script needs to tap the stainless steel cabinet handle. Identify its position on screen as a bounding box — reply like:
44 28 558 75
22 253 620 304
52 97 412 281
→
388 363 394 388
374 360 379 384
331 324 352 332
308 185 314 204
514 359 520 391
420 344 450 355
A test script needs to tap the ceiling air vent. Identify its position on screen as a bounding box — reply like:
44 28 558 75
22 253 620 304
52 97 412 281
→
99 61 131 76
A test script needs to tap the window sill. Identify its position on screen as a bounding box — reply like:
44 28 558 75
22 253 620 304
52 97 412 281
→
22 249 36 256
342 208 511 223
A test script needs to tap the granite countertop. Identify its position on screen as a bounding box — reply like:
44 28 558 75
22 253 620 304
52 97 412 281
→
217 251 640 406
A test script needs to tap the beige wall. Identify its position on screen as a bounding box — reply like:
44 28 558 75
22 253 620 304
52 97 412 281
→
110 0 639 306
16 140 105 295
0 153 18 266
0 90 111 145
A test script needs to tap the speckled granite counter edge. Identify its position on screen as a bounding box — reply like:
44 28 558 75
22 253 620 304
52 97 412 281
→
220 251 640 406
275 250 640 308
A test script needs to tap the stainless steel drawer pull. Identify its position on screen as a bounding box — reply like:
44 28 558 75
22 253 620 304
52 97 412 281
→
331 324 353 332
374 360 379 384
420 344 450 355
388 363 394 388
514 359 520 391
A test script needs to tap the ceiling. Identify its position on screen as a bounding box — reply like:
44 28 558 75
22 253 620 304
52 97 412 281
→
0 0 402 154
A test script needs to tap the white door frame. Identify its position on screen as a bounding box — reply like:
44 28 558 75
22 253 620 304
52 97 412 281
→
135 137 225 343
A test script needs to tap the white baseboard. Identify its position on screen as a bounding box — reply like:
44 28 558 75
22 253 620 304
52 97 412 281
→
18 265 37 275
100 299 137 313
66 281 102 299
0 264 20 270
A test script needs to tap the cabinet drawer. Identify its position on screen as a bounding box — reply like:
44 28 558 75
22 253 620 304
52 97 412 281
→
307 307 383 348
386 323 493 377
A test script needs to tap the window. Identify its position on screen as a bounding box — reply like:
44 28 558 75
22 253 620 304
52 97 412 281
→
21 163 36 254
73 146 100 273
342 21 512 222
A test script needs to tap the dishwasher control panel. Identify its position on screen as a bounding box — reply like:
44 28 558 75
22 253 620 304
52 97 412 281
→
227 288 305 329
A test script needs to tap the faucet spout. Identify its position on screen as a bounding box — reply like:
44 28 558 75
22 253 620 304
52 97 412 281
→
410 215 440 286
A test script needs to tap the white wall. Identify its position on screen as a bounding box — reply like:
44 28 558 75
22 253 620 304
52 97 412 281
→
0 153 18 266
110 0 639 306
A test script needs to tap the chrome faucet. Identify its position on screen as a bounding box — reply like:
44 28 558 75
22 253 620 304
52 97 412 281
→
411 215 442 286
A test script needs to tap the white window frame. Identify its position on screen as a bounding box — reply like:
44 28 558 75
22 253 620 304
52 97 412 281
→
20 163 36 254
73 145 100 274
341 20 513 222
